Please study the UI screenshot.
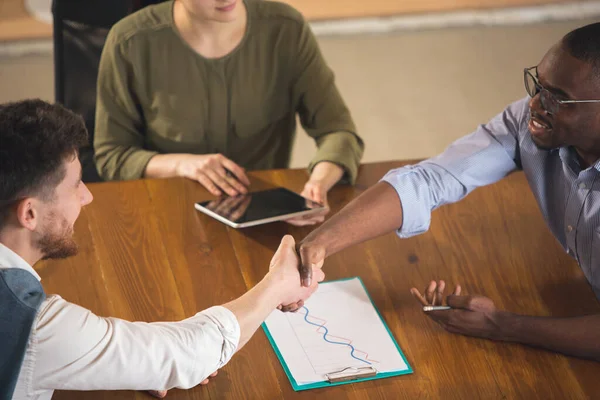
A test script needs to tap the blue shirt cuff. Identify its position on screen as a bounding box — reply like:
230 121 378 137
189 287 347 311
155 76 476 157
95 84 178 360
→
381 166 432 238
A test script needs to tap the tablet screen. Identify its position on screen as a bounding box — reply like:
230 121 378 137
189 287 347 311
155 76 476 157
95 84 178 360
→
196 188 323 225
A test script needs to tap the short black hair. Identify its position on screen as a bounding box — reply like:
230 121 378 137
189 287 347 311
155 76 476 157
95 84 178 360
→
563 22 600 76
0 99 88 225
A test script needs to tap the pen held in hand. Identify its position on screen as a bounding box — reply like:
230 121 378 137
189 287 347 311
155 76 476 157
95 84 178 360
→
423 305 451 312
225 168 238 180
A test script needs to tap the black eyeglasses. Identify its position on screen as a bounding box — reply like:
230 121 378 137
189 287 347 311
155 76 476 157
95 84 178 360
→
524 66 600 115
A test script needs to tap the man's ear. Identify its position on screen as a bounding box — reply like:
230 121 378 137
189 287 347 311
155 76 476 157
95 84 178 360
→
15 198 40 232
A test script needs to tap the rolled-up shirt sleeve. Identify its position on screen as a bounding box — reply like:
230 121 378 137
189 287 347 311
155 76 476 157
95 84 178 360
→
381 97 527 238
381 163 468 237
33 296 240 393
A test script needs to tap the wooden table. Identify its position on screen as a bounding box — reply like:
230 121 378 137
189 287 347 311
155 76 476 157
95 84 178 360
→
38 161 600 399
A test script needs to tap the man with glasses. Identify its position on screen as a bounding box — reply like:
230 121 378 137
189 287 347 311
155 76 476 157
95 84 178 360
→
291 22 600 361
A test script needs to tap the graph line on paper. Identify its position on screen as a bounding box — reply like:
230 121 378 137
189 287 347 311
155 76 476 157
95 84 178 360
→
302 306 379 365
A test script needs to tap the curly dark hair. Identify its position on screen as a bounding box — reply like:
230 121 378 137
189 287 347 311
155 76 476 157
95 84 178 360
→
0 99 88 226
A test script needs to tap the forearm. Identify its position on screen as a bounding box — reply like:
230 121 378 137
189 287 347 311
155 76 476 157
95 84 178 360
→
301 181 403 257
498 312 600 361
223 275 283 349
309 132 363 184
95 36 154 182
144 154 186 179
35 298 240 391
309 161 344 192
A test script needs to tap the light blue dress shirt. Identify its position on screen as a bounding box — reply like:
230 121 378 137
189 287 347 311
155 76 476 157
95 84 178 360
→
382 97 600 298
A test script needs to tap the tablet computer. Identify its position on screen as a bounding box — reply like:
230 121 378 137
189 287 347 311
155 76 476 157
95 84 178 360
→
194 187 326 228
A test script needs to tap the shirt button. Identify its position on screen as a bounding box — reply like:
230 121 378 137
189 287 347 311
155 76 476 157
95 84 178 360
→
579 182 587 189
567 225 574 232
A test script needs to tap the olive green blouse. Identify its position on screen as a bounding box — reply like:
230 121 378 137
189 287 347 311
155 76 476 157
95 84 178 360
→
94 0 364 182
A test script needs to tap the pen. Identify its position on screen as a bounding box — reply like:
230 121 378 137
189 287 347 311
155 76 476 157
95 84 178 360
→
423 306 451 312
225 168 237 180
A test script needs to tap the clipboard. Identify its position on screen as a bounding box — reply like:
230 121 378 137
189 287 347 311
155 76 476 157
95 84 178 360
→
262 277 413 391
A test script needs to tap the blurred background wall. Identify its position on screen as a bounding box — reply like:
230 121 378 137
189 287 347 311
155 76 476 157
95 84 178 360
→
1 0 598 167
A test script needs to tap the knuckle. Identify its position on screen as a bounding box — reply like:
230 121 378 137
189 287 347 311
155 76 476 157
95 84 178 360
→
299 245 312 258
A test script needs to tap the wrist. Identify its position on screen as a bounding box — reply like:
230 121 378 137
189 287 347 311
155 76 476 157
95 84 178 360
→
492 311 519 342
171 154 189 177
259 271 291 307
298 235 331 261
309 162 344 189
307 178 334 194
145 154 180 179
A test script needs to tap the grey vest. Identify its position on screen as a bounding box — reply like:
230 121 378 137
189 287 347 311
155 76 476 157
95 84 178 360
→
0 269 46 400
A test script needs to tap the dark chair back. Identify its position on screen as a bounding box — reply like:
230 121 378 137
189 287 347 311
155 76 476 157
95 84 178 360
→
52 0 164 182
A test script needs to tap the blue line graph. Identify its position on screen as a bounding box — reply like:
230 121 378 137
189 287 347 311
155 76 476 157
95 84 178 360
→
302 306 371 365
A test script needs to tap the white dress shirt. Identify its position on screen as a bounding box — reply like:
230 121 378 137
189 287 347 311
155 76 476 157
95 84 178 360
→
0 243 240 400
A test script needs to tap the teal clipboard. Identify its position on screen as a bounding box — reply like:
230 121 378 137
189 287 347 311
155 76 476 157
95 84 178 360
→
261 276 413 391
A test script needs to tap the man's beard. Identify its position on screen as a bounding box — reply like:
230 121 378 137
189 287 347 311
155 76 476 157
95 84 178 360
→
38 214 78 260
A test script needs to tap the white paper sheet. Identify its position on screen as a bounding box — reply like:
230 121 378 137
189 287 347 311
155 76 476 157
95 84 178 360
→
263 278 410 385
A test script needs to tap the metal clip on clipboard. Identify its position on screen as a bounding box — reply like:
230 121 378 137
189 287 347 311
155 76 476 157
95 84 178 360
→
325 366 378 383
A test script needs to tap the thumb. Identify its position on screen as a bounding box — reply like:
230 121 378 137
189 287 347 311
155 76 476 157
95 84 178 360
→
274 234 295 256
271 235 296 269
280 234 295 249
312 186 323 203
297 245 316 288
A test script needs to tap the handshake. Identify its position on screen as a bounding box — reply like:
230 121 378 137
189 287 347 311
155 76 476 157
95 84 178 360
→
264 235 326 313
148 235 326 398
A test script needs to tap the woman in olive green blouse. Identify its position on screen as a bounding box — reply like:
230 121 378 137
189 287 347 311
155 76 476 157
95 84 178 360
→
94 0 364 225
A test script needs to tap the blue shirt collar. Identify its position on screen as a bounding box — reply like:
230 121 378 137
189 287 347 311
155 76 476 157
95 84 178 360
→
558 146 600 174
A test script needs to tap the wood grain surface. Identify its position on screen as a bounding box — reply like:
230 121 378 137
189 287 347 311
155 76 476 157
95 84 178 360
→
37 161 600 399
